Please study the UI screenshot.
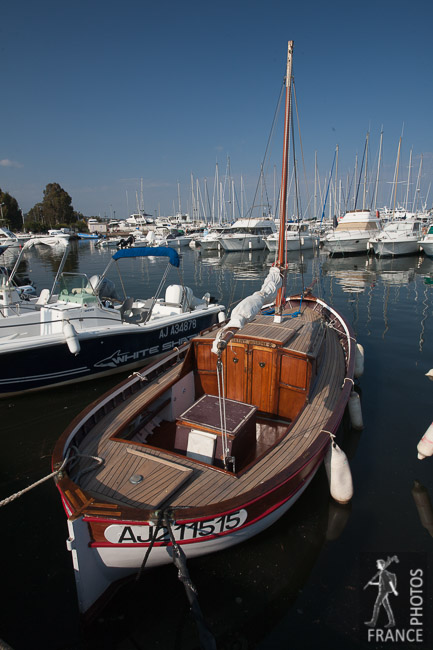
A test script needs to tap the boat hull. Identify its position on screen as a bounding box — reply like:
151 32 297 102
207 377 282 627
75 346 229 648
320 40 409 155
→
323 235 371 254
0 311 220 396
371 240 419 257
421 241 433 257
64 451 323 616
219 236 266 251
265 235 317 252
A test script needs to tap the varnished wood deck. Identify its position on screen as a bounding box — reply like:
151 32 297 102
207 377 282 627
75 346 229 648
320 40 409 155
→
71 305 347 512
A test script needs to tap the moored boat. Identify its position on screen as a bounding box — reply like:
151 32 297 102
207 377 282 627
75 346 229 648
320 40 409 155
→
322 209 381 255
218 217 276 251
53 41 360 620
369 219 422 257
265 221 319 252
0 245 225 396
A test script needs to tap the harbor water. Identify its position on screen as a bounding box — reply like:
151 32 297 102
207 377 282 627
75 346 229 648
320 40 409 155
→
1 241 432 649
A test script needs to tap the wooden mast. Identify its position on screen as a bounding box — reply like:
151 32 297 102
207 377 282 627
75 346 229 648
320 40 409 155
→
275 40 294 323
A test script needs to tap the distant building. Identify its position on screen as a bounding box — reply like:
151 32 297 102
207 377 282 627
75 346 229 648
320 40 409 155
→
87 218 107 234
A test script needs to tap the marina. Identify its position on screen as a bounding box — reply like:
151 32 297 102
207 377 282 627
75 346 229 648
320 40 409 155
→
1 241 433 649
2 9 433 646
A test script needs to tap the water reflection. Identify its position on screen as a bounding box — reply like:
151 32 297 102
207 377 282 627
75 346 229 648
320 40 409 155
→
369 254 420 286
412 480 433 538
200 248 271 279
321 254 375 293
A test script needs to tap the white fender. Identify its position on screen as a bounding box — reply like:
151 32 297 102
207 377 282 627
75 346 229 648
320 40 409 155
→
417 422 433 460
324 443 353 504
354 343 364 378
348 390 363 430
63 321 80 356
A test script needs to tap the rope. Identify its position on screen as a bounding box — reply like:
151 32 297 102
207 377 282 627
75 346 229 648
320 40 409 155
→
322 430 337 448
164 512 217 650
0 452 71 508
136 515 163 581
0 448 104 507
216 352 231 470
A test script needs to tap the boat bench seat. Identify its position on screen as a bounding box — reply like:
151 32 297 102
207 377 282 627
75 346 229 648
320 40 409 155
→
59 290 99 305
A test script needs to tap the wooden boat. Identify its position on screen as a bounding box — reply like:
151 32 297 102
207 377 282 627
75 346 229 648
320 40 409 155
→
53 41 358 618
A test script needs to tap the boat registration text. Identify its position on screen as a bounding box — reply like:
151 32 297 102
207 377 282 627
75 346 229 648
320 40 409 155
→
104 510 248 544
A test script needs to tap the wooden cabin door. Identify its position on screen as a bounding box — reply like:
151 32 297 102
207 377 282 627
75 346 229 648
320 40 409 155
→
249 346 275 413
225 343 247 402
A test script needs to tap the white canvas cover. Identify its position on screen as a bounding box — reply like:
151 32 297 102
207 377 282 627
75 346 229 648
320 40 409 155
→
212 266 282 353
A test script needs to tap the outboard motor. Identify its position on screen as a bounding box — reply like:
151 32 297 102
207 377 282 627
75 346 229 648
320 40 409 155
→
87 275 120 301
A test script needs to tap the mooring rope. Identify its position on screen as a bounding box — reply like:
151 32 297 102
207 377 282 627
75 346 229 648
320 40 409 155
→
135 509 217 650
0 449 103 508
163 511 217 650
0 452 71 508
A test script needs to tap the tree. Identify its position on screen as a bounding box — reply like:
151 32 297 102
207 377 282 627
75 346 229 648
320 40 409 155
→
0 189 23 231
41 183 76 227
25 203 45 231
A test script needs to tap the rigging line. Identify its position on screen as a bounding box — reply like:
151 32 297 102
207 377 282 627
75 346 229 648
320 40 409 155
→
246 82 285 219
320 151 336 224
292 79 311 220
289 105 305 295
354 136 368 210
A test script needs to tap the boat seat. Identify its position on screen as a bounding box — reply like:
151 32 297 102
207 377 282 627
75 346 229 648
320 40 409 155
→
123 307 150 324
36 289 51 305
120 297 134 320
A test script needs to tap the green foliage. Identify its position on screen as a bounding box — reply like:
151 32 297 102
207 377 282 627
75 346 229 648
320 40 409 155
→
0 189 23 230
75 218 89 232
41 183 76 226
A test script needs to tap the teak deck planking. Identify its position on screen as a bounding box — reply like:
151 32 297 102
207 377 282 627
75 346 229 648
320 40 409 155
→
71 305 347 513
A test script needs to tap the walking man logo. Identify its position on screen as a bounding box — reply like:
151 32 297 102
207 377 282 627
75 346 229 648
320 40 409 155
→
364 555 399 628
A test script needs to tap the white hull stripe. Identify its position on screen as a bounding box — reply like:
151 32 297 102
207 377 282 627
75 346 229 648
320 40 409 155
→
0 366 90 385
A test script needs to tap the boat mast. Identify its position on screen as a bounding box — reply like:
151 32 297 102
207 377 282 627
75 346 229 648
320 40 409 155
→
275 40 294 322
373 128 383 212
392 136 402 217
405 147 413 212
362 132 369 210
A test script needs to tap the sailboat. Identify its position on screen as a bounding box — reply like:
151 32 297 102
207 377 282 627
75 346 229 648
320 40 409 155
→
53 41 359 618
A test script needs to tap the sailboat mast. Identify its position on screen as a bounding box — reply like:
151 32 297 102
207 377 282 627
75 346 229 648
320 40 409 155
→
392 137 402 217
275 40 294 320
374 128 383 212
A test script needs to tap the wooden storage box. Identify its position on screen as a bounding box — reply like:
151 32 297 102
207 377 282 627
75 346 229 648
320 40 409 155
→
175 394 257 466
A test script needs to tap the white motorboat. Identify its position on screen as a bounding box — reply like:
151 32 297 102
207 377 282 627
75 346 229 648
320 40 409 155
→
26 235 69 249
218 217 276 252
265 221 319 252
322 210 381 255
369 219 422 257
0 245 225 397
197 225 232 251
0 227 21 249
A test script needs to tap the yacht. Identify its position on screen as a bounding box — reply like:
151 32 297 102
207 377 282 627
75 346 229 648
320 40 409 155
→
370 219 422 257
218 217 276 252
265 221 319 252
322 209 381 255
198 225 232 251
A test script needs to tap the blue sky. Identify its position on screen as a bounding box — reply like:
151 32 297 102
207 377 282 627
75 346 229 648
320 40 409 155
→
2 0 433 220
